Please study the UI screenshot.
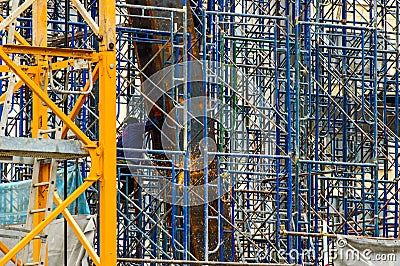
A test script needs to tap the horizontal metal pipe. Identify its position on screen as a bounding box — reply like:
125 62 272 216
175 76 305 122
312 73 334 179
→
280 230 337 238
299 159 376 167
281 230 398 241
117 26 175 37
299 21 375 30
208 151 290 159
319 44 398 54
206 11 286 20
117 148 291 159
117 147 186 155
117 3 185 12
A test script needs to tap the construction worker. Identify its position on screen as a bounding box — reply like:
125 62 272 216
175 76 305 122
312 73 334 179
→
117 117 145 195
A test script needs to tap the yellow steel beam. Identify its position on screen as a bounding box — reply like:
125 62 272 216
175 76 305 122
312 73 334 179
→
32 0 47 47
0 48 94 146
61 64 99 139
98 0 117 264
32 1 48 262
0 241 21 266
98 52 117 264
0 179 96 265
54 192 100 266
31 0 48 139
0 65 40 73
0 65 10 72
50 59 74 70
1 45 98 61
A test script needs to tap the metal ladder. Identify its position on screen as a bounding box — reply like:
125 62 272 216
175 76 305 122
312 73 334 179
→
20 128 61 266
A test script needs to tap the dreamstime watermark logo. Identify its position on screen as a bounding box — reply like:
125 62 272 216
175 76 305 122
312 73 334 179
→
333 238 397 264
254 238 397 264
122 61 239 206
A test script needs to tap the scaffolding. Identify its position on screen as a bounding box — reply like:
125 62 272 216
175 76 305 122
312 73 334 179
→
0 0 399 265
0 0 116 265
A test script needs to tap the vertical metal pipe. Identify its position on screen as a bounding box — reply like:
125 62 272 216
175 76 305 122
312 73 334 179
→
341 0 349 235
293 0 301 261
372 0 379 236
63 1 70 264
273 21 281 253
395 0 400 238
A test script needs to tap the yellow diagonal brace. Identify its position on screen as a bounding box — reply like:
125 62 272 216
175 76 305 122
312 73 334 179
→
0 241 21 266
0 48 94 146
54 192 100 266
61 64 99 139
0 180 95 265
